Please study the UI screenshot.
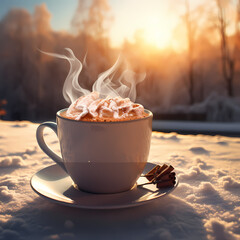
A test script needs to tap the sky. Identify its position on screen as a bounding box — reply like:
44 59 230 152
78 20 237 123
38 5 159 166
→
0 0 78 31
0 0 203 49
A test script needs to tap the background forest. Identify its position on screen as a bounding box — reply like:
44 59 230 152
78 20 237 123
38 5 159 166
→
1 0 240 122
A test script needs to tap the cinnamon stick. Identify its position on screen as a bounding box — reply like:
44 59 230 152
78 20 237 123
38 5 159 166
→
155 165 174 180
145 164 169 182
144 164 176 189
145 165 160 181
157 164 169 174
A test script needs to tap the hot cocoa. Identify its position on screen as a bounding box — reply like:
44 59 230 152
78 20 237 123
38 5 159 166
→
61 92 149 122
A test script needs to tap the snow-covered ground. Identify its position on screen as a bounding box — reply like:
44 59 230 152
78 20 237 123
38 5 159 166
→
0 120 240 240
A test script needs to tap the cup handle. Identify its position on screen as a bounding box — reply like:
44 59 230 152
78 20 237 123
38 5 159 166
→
36 122 67 173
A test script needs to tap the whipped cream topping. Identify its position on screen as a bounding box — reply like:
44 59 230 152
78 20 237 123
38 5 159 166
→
66 92 145 120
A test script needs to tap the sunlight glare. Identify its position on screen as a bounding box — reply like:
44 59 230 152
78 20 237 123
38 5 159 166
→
143 16 173 49
144 26 172 49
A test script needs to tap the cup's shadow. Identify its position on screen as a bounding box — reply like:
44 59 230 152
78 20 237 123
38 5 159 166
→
1 194 207 240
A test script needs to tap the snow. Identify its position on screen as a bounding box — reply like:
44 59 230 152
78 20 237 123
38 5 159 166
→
0 120 240 240
164 92 240 122
0 156 24 168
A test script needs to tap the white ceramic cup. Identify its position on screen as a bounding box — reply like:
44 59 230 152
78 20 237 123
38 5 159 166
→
36 108 153 194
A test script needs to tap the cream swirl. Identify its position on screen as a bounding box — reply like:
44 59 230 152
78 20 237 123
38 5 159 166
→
66 92 145 120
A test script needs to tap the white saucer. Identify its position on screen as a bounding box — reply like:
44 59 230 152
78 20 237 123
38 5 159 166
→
30 162 178 209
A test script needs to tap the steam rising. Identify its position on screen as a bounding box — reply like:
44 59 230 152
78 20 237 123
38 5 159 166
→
41 48 145 103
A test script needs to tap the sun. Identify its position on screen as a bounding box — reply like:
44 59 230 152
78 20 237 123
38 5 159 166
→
144 28 172 49
142 16 173 49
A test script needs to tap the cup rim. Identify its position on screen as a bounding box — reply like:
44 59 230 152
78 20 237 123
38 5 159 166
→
56 108 153 124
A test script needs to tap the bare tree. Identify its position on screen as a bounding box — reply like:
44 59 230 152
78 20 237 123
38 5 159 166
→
234 0 240 60
72 0 112 40
185 0 195 105
236 0 240 35
216 0 235 97
33 4 52 118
